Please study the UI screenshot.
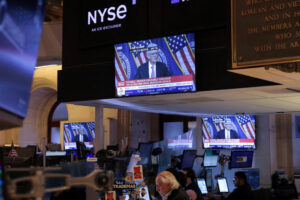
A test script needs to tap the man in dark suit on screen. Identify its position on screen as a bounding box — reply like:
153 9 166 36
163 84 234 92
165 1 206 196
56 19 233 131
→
216 119 239 139
74 132 90 142
134 43 171 80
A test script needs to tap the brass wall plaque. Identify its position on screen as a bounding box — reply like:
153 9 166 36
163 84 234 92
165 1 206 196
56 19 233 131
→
232 0 300 68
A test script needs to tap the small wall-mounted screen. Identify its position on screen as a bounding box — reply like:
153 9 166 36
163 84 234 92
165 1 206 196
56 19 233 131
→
202 115 256 149
115 33 196 97
64 122 95 150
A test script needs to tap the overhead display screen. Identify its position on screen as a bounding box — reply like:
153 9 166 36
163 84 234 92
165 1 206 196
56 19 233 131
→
115 33 196 97
202 115 256 149
63 122 95 150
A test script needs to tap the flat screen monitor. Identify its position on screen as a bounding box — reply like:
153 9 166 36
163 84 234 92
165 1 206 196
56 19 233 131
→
197 178 208 194
180 149 197 169
295 175 300 194
217 177 229 193
45 151 67 157
114 33 196 97
63 122 95 150
202 115 256 149
241 169 260 190
138 143 153 165
203 150 220 167
229 151 254 169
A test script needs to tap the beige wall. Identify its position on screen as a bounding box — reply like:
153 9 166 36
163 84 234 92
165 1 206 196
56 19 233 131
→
0 65 61 147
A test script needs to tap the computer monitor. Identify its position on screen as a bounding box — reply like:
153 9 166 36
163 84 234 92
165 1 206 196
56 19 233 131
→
45 151 67 157
181 150 197 169
138 143 153 165
294 174 300 194
217 177 229 193
197 178 208 194
203 150 220 167
229 151 253 169
241 168 260 189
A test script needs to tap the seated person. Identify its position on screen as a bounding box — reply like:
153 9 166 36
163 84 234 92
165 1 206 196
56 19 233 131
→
215 119 239 139
166 167 187 187
182 168 203 200
204 171 253 200
134 43 171 79
155 170 190 200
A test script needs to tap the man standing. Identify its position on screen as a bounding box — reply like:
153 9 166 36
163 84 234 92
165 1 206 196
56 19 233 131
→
215 119 239 139
134 43 171 79
155 170 189 200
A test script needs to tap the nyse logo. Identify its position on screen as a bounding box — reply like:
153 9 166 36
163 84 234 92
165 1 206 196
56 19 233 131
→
87 4 127 25
171 0 190 4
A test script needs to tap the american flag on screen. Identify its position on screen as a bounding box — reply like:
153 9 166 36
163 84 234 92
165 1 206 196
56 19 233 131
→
64 125 72 143
212 116 226 132
130 40 151 67
87 122 95 138
202 119 212 139
8 141 18 157
236 115 255 139
164 34 195 76
115 47 129 84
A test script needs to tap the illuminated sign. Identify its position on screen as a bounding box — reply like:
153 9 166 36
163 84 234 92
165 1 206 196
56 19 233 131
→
87 5 127 25
171 0 190 4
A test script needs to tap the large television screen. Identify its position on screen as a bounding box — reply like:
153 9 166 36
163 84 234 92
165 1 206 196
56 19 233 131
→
202 115 255 149
114 33 196 97
63 122 95 150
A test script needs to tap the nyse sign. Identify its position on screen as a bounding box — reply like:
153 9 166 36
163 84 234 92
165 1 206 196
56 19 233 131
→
87 4 127 32
80 0 147 46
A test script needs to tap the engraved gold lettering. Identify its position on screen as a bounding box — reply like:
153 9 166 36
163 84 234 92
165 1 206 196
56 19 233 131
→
241 7 267 16
254 44 272 52
282 12 291 19
290 41 300 48
270 3 286 11
264 14 280 22
261 22 292 32
294 10 300 17
287 0 300 8
275 43 287 50
248 27 259 34
244 0 263 6
275 32 292 40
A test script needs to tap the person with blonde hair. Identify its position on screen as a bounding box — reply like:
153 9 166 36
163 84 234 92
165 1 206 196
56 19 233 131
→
155 170 189 200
